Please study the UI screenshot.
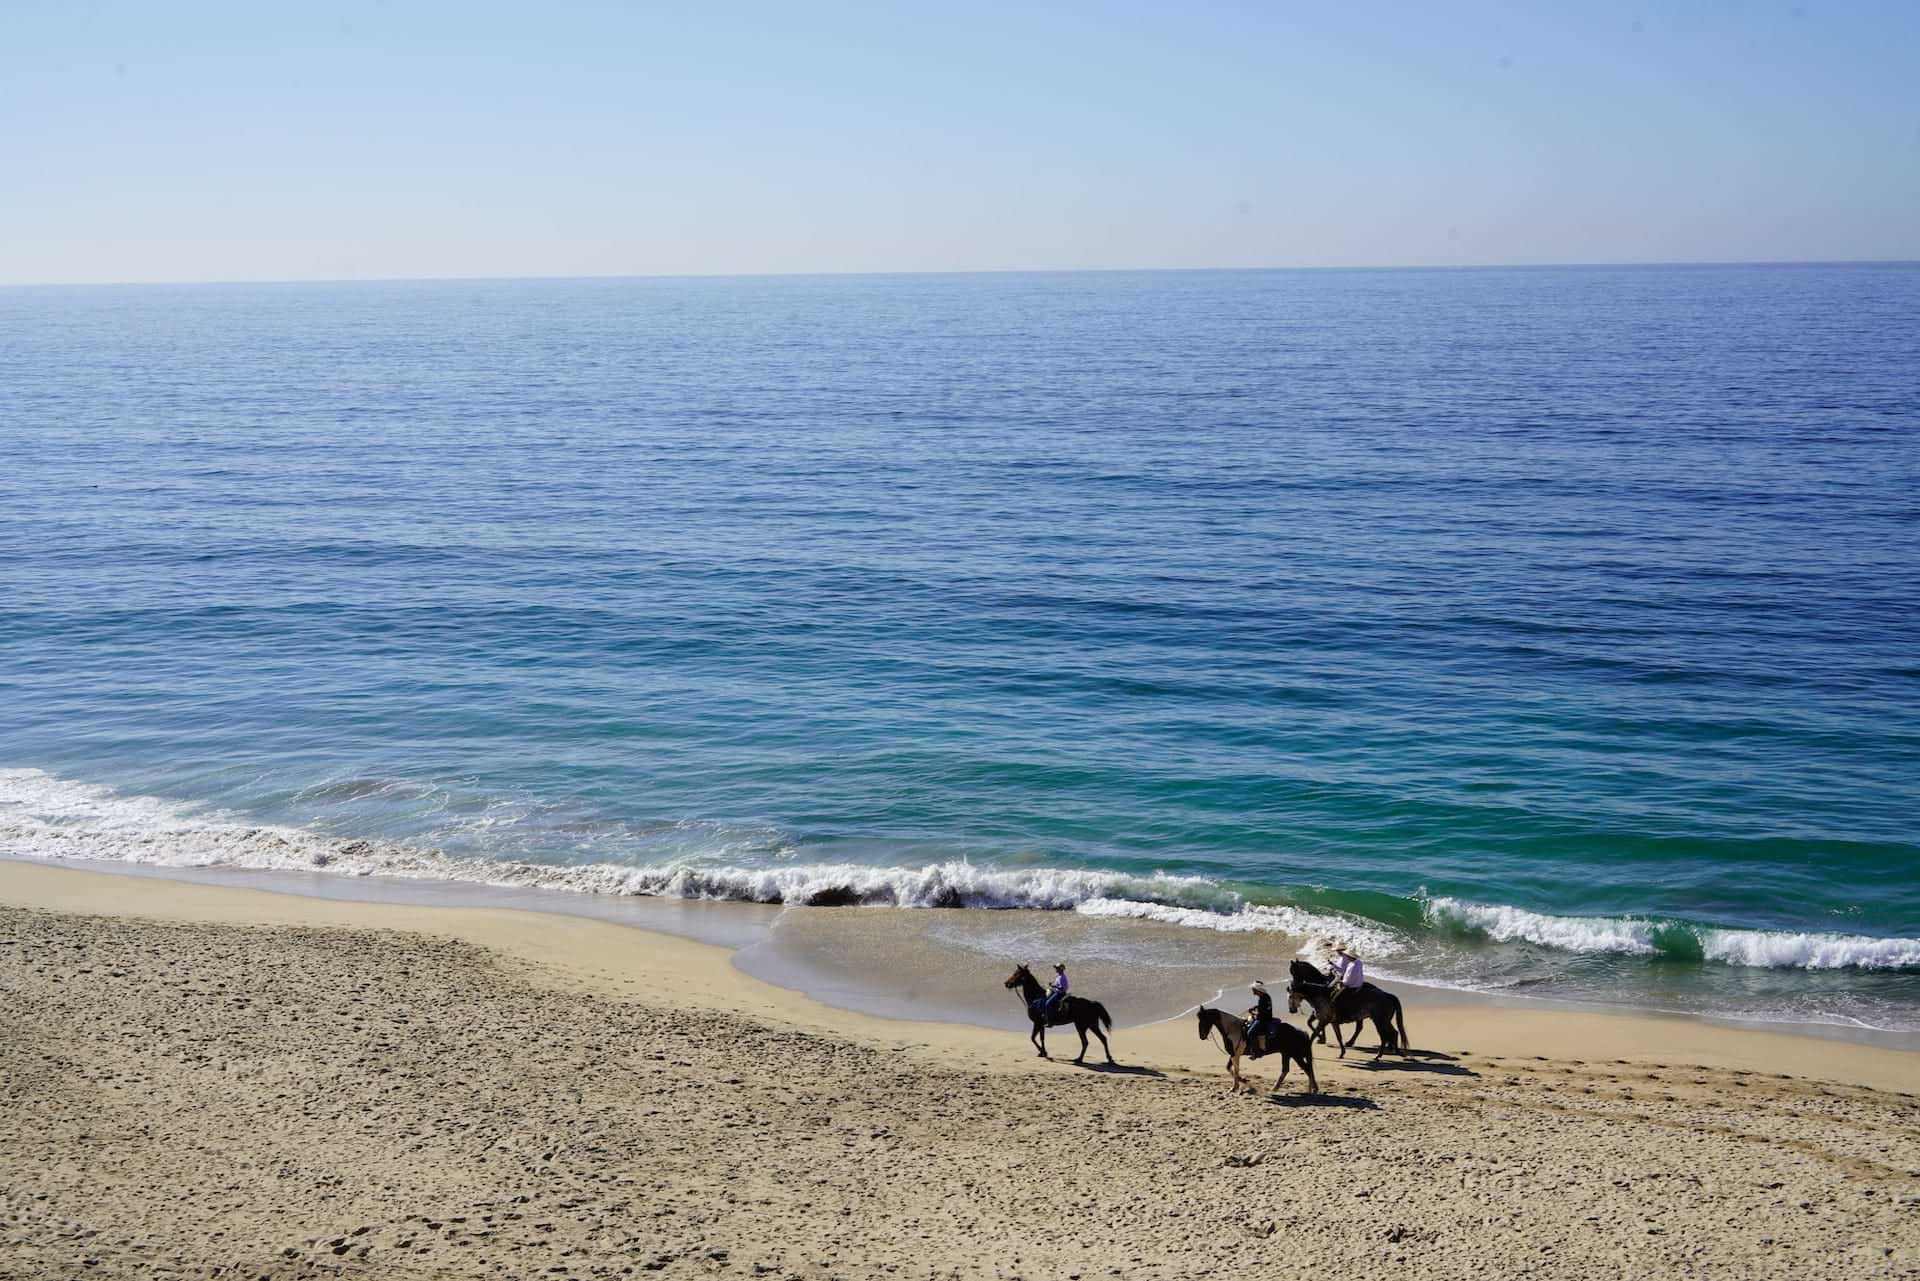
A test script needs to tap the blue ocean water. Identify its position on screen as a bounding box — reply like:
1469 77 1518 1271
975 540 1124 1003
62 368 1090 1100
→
2 266 1917 1028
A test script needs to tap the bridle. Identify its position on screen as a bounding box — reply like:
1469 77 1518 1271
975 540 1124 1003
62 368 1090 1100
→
1007 967 1042 1007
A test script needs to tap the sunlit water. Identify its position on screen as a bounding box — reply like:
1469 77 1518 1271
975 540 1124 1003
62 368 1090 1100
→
2 266 1916 1031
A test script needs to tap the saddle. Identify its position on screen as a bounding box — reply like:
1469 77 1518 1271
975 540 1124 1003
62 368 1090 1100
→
1330 982 1378 1021
1029 998 1072 1026
1242 1017 1279 1057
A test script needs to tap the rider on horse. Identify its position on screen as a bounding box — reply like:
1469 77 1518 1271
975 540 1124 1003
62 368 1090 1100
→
1039 963 1069 1019
1329 944 1366 1021
1245 980 1277 1051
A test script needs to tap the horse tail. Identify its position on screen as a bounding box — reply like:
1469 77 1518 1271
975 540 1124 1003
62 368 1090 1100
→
1093 1000 1113 1033
1393 998 1410 1051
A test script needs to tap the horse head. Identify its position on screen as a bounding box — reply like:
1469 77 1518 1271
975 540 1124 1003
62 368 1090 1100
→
1003 963 1033 990
1288 958 1325 987
1287 986 1302 1014
1195 1006 1215 1041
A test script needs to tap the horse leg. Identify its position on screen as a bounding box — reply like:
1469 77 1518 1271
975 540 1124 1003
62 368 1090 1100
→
1228 1048 1246 1093
1092 1024 1115 1065
1073 1021 1088 1065
1032 1021 1048 1059
1275 1055 1289 1094
1334 1019 1354 1059
1300 1051 1318 1094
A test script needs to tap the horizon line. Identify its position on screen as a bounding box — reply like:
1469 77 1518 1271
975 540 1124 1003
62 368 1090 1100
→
5 257 1918 290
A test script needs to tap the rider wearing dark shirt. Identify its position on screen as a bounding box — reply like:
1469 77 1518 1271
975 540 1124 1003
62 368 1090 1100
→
1246 981 1275 1050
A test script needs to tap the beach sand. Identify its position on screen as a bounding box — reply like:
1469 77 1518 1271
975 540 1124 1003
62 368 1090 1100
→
2 860 1916 1279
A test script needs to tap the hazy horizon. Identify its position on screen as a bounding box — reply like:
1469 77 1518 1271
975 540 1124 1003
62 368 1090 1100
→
9 257 1920 292
6 3 1917 286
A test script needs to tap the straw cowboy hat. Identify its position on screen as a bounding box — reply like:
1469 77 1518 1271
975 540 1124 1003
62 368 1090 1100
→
1249 980 1268 994
1334 942 1360 958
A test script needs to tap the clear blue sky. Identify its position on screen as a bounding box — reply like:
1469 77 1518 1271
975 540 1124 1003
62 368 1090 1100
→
4 2 1916 283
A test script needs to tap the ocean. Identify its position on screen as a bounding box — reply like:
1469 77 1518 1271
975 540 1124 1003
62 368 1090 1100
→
2 265 1916 1034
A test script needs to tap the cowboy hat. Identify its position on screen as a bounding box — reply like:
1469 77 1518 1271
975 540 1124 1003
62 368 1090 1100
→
1249 980 1268 993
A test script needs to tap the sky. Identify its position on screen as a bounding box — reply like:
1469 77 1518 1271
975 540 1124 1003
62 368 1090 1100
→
3 2 1917 284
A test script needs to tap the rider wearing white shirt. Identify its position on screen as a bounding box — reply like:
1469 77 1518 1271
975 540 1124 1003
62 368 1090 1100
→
1331 946 1364 992
1329 945 1365 1020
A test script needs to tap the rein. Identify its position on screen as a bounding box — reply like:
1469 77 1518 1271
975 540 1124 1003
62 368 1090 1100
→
1201 1009 1241 1055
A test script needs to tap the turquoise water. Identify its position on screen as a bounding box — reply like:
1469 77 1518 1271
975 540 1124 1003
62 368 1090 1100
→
2 266 1916 1028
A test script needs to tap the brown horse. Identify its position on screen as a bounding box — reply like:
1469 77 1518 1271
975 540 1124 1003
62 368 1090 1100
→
1003 965 1115 1064
1196 1006 1316 1095
1286 960 1409 1060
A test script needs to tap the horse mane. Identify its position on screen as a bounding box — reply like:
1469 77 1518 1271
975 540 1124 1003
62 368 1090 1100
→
1198 1005 1245 1048
1288 958 1327 987
1005 964 1045 1002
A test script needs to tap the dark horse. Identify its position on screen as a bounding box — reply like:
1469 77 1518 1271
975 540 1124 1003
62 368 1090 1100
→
1196 1006 1316 1095
1003 965 1115 1064
1286 959 1409 1060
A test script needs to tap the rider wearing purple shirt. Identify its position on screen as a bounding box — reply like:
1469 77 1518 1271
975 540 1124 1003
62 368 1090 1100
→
1041 963 1069 1017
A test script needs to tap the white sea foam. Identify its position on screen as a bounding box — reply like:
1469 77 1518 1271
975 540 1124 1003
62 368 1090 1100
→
8 769 1912 971
1696 928 1920 971
1425 895 1919 971
1425 897 1659 956
0 769 1376 944
1073 896 1401 957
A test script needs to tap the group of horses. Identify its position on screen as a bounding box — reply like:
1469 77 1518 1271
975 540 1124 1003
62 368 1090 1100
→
1004 959 1410 1096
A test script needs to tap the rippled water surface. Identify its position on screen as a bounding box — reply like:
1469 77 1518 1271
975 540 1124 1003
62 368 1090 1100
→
2 266 1916 1028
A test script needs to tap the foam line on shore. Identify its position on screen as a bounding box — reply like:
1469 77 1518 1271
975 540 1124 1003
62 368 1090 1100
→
4 768 1915 974
0 768 1386 946
1424 896 1920 971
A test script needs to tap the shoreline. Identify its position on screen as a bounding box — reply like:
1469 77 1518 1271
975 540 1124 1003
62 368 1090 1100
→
6 852 1919 1057
4 857 1916 1089
7 765 1916 1042
5 858 1918 1280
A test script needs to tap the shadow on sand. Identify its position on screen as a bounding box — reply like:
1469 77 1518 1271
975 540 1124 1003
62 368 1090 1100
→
1344 1046 1478 1077
1068 1061 1166 1078
1260 1090 1377 1109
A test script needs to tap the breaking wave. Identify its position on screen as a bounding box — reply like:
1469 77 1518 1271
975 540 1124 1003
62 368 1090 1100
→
1072 897 1400 958
5 769 1912 973
0 768 1381 945
1424 896 1920 972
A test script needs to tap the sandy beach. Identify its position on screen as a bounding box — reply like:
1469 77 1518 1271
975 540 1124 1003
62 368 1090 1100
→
2 860 1916 1280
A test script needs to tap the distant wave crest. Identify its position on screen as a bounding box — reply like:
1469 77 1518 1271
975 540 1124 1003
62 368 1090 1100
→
1424 896 1920 972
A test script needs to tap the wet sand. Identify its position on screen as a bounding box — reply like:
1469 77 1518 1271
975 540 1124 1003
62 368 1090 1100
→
3 860 1917 1279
